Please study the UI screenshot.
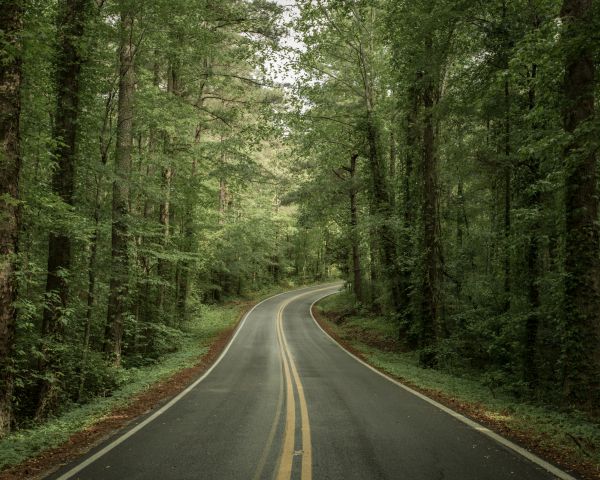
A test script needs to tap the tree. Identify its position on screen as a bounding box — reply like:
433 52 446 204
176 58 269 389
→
560 0 600 405
0 0 23 437
104 1 135 366
37 0 89 419
347 154 363 302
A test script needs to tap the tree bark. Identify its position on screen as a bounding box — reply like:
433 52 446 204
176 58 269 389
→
419 37 439 356
79 188 98 401
560 0 600 406
79 91 113 401
365 116 402 312
357 30 401 313
348 154 363 302
42 0 87 337
157 57 178 319
0 0 23 437
37 0 88 419
398 79 419 345
177 124 202 319
104 5 135 366
366 209 379 308
419 31 441 366
157 162 172 316
219 178 228 223
523 62 540 389
388 131 396 208
176 64 208 319
502 77 511 313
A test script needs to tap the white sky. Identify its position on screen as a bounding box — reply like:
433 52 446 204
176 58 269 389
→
265 0 305 87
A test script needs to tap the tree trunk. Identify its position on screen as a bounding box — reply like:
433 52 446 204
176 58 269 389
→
157 162 172 316
456 178 464 250
42 0 87 337
389 131 397 208
0 0 23 437
176 65 207 318
560 0 600 406
78 193 98 401
79 94 112 400
367 203 380 309
37 0 88 419
219 178 228 224
357 33 401 313
523 62 540 389
502 77 511 313
454 175 465 302
104 5 135 366
419 38 439 356
398 79 419 345
348 154 363 302
177 124 202 319
158 57 179 319
365 117 402 311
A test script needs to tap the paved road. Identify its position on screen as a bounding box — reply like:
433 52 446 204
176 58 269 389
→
50 284 571 480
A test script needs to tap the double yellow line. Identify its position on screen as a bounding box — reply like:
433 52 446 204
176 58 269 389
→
274 292 315 480
252 286 335 480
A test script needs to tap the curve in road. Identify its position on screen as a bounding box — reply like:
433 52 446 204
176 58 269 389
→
49 284 574 480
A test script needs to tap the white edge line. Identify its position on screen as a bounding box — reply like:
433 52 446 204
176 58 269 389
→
309 291 577 480
55 283 336 480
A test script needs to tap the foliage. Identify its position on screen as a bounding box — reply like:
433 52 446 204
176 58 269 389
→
1 0 600 461
286 0 600 411
0 0 330 439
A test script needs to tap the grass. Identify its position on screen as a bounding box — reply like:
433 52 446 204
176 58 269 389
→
0 303 242 472
315 292 600 478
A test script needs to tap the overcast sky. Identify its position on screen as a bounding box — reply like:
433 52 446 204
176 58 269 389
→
265 0 304 87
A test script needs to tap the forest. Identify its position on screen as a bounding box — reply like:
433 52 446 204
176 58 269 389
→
286 0 600 414
0 0 599 454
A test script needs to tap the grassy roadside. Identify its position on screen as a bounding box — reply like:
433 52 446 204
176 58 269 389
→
0 281 317 476
314 291 600 480
0 304 241 474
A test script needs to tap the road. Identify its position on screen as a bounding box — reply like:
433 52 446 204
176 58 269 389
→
50 284 572 480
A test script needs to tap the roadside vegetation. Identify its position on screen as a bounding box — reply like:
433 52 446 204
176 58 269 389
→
315 292 600 479
288 0 600 419
0 281 322 473
0 301 240 472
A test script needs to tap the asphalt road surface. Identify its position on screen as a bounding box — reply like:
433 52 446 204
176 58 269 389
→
50 284 573 480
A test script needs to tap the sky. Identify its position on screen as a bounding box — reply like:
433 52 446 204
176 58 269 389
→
265 0 304 87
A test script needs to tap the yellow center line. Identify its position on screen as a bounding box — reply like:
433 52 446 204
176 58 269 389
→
274 286 333 480
276 301 296 480
280 313 312 480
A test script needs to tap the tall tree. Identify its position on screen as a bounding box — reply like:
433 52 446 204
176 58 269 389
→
356 8 403 314
37 0 89 419
104 2 135 366
419 32 440 352
522 4 542 390
397 77 419 345
347 154 363 302
0 0 23 437
560 0 600 405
